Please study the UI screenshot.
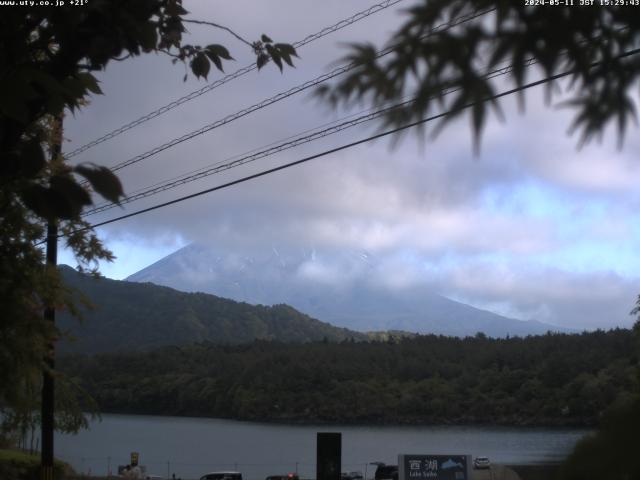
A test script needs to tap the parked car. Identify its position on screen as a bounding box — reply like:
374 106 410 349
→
266 474 299 480
341 472 363 480
200 472 243 480
374 464 398 480
473 457 491 470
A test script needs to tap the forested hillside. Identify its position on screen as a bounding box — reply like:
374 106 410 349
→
57 266 366 353
60 329 639 426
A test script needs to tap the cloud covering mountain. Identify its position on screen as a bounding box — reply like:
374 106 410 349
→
127 244 574 337
59 1 640 332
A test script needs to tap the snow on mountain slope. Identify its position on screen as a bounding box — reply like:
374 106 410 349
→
127 244 572 337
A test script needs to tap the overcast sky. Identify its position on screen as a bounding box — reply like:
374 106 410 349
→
59 1 640 330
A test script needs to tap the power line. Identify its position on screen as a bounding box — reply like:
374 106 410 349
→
83 103 394 214
87 7 495 178
110 102 394 198
64 0 407 159
82 56 537 217
93 41 590 213
56 52 640 243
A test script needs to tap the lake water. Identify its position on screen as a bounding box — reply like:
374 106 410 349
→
55 414 589 480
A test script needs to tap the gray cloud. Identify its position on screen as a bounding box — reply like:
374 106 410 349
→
62 1 640 331
439 261 639 329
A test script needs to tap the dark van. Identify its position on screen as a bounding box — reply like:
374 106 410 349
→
200 472 242 480
375 465 398 480
266 475 299 480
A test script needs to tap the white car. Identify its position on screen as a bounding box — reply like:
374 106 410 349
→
473 457 491 470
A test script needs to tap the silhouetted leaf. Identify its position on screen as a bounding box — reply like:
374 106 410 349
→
21 183 79 220
20 184 56 219
256 53 269 70
138 23 158 51
63 76 87 99
206 44 233 60
50 175 92 217
190 52 210 79
266 44 282 71
204 50 223 72
275 44 296 68
77 72 102 95
317 1 640 149
274 43 298 59
74 164 124 204
30 70 64 97
1 139 46 178
280 53 294 68
261 34 273 43
165 1 188 16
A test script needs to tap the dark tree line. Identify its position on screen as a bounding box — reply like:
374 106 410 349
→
60 329 638 426
57 266 366 354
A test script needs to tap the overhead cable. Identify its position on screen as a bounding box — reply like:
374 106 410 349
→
64 0 407 159
83 55 537 217
86 7 496 178
54 49 640 243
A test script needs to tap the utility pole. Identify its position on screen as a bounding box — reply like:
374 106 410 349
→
41 114 63 480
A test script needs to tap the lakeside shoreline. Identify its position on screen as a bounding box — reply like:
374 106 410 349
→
58 463 564 480
85 409 597 429
54 414 587 479
0 447 564 480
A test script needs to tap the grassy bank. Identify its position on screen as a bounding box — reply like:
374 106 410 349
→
510 464 561 480
0 449 70 480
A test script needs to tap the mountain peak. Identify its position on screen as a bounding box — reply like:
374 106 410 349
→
127 243 573 337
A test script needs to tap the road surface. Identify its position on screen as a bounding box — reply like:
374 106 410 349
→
472 465 521 480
